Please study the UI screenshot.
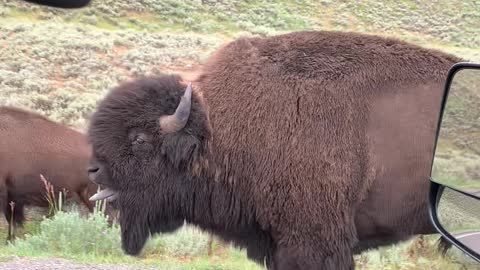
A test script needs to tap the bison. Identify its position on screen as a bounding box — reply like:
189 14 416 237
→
0 106 99 241
87 30 461 269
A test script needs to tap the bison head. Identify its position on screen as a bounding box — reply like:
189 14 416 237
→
86 75 211 255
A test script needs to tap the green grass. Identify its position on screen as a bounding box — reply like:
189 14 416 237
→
2 208 480 270
0 209 264 270
1 189 477 270
0 18 222 127
3 0 478 48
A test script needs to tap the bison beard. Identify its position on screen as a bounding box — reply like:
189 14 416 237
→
87 31 461 269
117 175 276 262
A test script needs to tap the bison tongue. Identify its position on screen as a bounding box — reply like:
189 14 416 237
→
89 188 116 201
106 192 119 202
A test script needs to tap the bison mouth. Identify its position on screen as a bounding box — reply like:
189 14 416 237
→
89 188 118 202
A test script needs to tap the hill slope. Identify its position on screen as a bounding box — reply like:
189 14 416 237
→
0 0 479 126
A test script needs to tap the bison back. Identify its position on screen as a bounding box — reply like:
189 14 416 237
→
196 31 459 238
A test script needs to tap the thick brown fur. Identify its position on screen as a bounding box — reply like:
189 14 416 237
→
87 30 462 269
0 106 98 241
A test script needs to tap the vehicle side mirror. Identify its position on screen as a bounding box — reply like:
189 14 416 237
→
23 0 91 9
430 62 480 262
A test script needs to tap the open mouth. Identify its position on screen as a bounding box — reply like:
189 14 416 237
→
89 188 118 202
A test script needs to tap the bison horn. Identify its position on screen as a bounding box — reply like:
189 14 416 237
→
159 82 193 133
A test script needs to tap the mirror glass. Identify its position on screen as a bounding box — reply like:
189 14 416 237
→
437 186 480 254
431 67 480 196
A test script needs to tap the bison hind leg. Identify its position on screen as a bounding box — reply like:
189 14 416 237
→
4 202 25 226
4 202 25 243
436 236 452 255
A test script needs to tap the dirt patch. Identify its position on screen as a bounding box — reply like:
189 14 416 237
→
0 257 163 270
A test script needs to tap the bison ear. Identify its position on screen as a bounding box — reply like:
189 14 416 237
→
161 133 200 169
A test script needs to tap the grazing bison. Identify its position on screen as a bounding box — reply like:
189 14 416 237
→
87 31 461 269
0 106 98 241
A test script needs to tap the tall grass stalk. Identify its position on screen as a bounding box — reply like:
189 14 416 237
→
39 174 67 216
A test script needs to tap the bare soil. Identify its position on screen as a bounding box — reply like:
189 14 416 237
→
0 257 164 270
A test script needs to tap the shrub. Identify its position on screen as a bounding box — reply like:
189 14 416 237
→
143 224 213 257
7 210 123 257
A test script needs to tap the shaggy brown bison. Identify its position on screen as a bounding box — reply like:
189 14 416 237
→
87 30 461 269
0 106 97 241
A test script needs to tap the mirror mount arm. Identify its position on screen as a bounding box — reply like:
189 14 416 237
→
429 180 480 263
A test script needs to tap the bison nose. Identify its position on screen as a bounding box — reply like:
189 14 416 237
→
87 165 101 184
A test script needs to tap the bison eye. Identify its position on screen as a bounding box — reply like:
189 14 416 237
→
133 135 145 145
129 131 153 152
131 133 149 146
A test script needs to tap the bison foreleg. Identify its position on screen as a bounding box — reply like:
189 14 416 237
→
272 240 355 270
271 219 357 270
78 189 95 213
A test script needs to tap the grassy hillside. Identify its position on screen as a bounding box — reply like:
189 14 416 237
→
1 0 480 269
0 0 479 127
3 0 480 46
2 202 480 270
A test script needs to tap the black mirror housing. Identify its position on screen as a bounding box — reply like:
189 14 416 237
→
23 0 91 9
429 62 480 263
